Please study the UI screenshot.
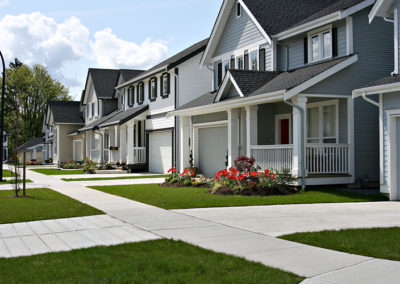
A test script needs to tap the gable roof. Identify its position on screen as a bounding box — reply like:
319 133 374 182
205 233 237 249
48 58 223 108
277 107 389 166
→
89 68 121 100
175 55 357 113
48 101 84 125
117 38 209 89
120 69 144 82
18 137 44 151
243 0 365 36
99 105 149 128
79 109 121 132
369 0 393 22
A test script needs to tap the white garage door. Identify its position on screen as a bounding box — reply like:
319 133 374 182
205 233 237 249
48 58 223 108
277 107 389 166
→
149 131 172 174
198 126 228 177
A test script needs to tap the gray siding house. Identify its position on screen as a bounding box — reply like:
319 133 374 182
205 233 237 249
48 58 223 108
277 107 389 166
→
170 0 394 187
353 0 400 200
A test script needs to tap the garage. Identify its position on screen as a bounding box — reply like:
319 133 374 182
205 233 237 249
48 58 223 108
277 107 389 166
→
198 125 228 177
149 131 172 173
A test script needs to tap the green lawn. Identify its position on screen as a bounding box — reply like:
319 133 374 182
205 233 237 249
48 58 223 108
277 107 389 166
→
31 169 84 175
3 169 14 177
280 227 400 262
0 239 303 284
0 188 103 224
62 175 169 182
89 184 388 210
0 179 32 185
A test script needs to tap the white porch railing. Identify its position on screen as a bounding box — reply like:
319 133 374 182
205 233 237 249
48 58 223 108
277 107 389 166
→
306 144 350 174
133 147 146 164
251 145 293 170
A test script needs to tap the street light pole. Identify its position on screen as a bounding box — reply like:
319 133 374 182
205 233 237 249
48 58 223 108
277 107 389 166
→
0 51 6 182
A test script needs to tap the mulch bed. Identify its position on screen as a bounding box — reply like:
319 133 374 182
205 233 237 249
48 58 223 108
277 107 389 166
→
160 182 209 188
210 185 298 196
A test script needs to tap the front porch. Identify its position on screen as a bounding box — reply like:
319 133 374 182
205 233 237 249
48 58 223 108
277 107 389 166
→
181 95 354 185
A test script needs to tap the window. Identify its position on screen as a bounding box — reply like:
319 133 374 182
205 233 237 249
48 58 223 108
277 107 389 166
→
54 129 57 154
308 26 332 63
137 83 144 104
236 2 242 17
250 51 258 71
91 102 95 117
128 87 134 106
161 73 170 97
149 78 157 101
104 132 109 148
307 100 338 144
237 56 244 69
121 90 125 105
223 60 230 77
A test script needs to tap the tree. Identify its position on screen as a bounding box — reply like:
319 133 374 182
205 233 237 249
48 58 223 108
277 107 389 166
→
0 59 72 158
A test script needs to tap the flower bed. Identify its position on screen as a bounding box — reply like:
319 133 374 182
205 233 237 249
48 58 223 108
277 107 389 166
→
162 156 298 196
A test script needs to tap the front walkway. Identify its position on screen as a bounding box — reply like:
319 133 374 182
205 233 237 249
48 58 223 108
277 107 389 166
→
19 169 400 283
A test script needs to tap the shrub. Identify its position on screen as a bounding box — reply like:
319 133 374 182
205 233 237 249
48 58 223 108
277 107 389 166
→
82 158 98 174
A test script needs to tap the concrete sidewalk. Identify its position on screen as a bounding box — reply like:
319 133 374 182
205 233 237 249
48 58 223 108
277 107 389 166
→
0 215 160 258
22 168 400 283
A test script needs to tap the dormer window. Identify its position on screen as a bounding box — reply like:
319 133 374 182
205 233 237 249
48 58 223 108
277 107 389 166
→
137 83 144 104
128 86 134 106
236 2 242 18
161 73 170 98
308 26 332 63
237 56 244 70
223 60 230 77
149 77 157 102
250 51 258 71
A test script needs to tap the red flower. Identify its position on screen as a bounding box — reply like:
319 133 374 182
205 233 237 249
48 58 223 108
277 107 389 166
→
181 169 188 176
264 169 270 176
168 168 177 173
237 175 244 181
243 172 249 177
270 174 276 180
190 172 195 177
250 171 259 177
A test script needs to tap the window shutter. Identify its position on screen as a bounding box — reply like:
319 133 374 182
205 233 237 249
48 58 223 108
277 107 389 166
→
259 48 265 71
332 27 338 57
217 63 223 87
160 76 163 97
244 53 249 70
166 74 170 94
304 37 308 64
230 57 235 69
148 81 151 100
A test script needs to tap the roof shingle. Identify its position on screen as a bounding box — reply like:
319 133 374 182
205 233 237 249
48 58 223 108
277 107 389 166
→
48 101 84 124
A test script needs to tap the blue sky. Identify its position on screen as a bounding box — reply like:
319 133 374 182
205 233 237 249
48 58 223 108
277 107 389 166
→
0 0 222 98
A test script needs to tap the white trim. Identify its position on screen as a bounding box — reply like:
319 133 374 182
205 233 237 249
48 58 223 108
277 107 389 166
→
379 93 384 185
394 9 399 74
168 91 284 117
285 54 358 100
236 1 242 18
339 0 376 19
347 97 355 182
230 76 245 98
386 108 400 200
369 0 393 23
353 81 400 97
272 41 277 71
192 120 228 129
211 40 266 64
215 72 245 102
237 0 272 44
346 17 354 55
303 93 350 98
307 26 333 63
116 66 166 89
274 113 292 144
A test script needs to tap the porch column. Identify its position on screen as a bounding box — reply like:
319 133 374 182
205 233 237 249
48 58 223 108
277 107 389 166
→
348 97 355 183
86 131 91 160
292 96 307 177
99 130 104 163
245 105 258 157
120 126 127 163
126 123 134 164
228 109 240 167
179 116 190 171
72 141 76 161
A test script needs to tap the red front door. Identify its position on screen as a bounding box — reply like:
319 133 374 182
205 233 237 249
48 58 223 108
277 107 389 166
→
280 119 290 144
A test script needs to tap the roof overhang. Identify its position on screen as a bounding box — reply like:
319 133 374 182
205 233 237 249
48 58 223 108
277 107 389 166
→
369 0 393 23
99 106 149 128
284 54 358 100
168 90 284 117
274 0 375 41
353 81 400 97
200 0 271 67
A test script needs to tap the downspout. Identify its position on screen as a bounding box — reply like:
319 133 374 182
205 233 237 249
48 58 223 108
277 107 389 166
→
362 91 379 107
384 14 398 75
277 42 289 71
174 71 179 169
283 97 306 191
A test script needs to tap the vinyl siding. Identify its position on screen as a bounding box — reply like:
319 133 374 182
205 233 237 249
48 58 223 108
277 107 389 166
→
214 2 265 58
258 102 292 145
221 84 240 100
301 8 393 181
382 92 400 187
277 20 347 71
192 112 228 124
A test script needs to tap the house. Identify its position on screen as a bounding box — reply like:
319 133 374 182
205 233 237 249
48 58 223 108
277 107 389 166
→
353 0 400 200
2 131 8 163
169 0 394 187
43 101 85 164
18 137 45 163
74 68 144 164
110 38 212 173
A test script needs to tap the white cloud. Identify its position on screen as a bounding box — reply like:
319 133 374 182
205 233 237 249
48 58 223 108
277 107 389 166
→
0 12 89 74
0 0 9 7
90 28 168 69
